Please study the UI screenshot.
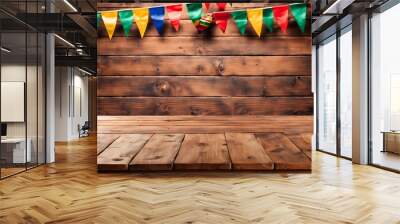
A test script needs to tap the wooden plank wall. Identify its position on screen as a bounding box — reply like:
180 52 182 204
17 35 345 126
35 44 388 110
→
97 3 312 116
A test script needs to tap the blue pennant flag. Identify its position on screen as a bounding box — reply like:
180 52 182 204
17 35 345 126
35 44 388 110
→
149 6 165 35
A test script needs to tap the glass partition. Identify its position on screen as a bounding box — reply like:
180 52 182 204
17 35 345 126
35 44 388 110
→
0 1 46 179
1 29 28 177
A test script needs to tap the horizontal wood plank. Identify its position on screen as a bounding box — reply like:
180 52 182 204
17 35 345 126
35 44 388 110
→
174 134 231 170
130 134 184 171
98 56 311 76
97 97 313 116
97 134 152 171
97 37 311 56
97 134 119 155
97 76 312 97
97 115 313 134
287 133 312 159
256 133 311 170
226 133 274 170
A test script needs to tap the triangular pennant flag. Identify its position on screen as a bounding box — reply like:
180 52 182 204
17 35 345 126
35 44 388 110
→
101 11 118 40
149 6 165 35
231 11 247 35
272 5 289 33
118 9 134 37
133 8 149 38
97 12 101 28
216 3 227 11
204 3 211 12
186 3 203 24
213 12 230 33
167 4 182 31
290 3 307 33
263 8 274 32
247 8 263 37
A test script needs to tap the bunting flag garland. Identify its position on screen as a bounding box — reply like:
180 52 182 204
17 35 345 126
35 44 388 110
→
272 5 289 33
167 4 183 31
118 10 134 37
149 6 165 35
186 3 203 24
134 8 149 38
101 11 118 40
290 3 307 33
98 3 308 39
213 12 230 33
97 12 101 28
204 3 211 12
216 3 227 11
263 8 274 32
247 8 263 37
231 11 247 35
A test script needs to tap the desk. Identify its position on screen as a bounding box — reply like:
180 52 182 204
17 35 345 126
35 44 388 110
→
382 131 400 155
1 138 31 163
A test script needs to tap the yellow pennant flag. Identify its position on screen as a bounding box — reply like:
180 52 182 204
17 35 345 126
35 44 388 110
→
101 11 118 40
134 8 149 38
247 8 263 37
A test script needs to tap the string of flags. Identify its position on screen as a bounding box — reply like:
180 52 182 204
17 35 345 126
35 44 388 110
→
97 3 307 39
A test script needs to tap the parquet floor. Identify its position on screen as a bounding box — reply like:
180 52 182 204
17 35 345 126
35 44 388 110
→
1 136 400 223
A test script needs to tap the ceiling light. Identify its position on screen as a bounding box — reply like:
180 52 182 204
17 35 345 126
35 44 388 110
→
1 47 11 53
54 34 75 48
323 0 355 15
78 67 93 76
63 0 78 12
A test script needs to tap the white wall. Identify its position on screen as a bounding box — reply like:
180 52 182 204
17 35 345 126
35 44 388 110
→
54 67 89 141
1 64 37 138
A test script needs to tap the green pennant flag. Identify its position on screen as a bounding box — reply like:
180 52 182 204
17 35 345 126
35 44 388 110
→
186 3 203 23
290 3 307 33
263 8 274 32
231 11 247 35
97 12 101 28
118 9 134 37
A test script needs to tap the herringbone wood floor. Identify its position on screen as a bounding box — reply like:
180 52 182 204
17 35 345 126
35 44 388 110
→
1 136 400 224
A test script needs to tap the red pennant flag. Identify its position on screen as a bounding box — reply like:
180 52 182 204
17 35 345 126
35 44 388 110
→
204 3 211 12
213 12 230 33
216 3 227 11
167 4 182 31
272 5 289 33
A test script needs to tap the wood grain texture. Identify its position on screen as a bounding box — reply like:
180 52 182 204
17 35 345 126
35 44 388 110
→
97 134 119 155
98 76 311 97
97 115 313 134
97 97 313 116
97 37 311 56
98 56 311 76
225 133 274 170
97 134 151 170
130 134 184 171
287 133 312 159
256 133 311 170
174 134 231 170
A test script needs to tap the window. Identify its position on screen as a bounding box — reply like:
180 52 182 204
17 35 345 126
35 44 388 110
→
317 35 337 154
339 26 352 158
370 3 400 171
